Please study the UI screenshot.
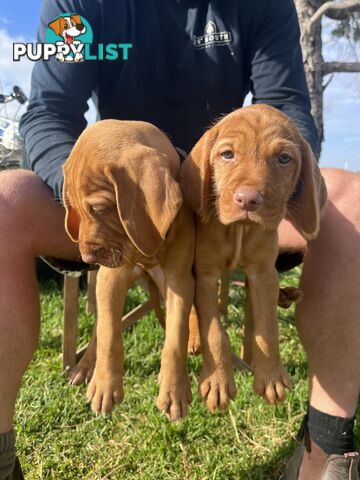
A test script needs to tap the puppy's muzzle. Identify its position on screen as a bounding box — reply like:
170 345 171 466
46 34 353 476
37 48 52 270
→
81 246 124 268
81 252 98 264
234 188 264 212
80 244 104 264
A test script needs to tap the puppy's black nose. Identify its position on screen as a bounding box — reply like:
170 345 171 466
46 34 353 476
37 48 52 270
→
234 189 264 212
76 23 84 31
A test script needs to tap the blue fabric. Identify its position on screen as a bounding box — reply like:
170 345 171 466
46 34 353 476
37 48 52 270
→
20 0 318 201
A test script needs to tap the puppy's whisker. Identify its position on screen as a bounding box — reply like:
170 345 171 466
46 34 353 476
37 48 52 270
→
116 249 133 266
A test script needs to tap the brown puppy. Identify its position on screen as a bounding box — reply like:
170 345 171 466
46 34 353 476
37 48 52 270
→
180 104 327 410
63 120 195 420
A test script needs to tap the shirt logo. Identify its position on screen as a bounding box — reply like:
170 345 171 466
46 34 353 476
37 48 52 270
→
193 20 232 49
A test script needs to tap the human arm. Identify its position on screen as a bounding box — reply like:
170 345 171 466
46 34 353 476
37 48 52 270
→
19 0 99 200
249 0 318 156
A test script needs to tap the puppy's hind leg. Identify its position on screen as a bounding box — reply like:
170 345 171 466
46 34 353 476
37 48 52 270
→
241 285 254 366
68 321 96 385
187 305 201 355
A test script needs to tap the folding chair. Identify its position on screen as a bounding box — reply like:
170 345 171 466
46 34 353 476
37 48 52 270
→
40 257 163 371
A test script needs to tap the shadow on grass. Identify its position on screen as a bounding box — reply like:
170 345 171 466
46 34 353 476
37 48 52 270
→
39 335 62 350
243 439 297 480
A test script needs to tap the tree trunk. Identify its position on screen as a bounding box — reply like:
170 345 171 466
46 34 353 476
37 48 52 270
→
295 0 325 156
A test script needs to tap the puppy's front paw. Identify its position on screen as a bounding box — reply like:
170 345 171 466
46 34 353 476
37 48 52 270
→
199 365 236 412
156 371 192 421
86 370 124 415
253 365 291 404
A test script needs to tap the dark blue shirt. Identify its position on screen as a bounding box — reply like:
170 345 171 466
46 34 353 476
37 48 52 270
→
20 0 318 201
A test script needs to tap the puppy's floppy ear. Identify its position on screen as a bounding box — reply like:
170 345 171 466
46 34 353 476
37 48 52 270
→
287 138 327 240
105 147 183 257
180 127 218 222
70 15 82 24
65 206 80 242
48 17 65 36
62 176 80 242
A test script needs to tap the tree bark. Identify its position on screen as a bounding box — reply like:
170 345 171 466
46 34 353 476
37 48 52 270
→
307 0 360 31
323 61 360 74
295 0 360 156
295 0 325 155
325 5 360 20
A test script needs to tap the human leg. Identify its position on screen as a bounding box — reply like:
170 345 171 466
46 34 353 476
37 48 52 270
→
0 170 78 478
279 168 360 478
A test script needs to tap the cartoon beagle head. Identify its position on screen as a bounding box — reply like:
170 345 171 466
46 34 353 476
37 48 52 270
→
48 15 86 44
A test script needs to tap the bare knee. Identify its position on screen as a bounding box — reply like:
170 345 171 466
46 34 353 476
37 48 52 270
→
0 170 45 243
298 187 360 306
0 170 76 258
279 168 360 253
296 176 360 371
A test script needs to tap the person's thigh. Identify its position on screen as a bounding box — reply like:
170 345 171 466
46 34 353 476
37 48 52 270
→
0 169 79 260
279 168 360 416
297 168 360 415
0 169 80 431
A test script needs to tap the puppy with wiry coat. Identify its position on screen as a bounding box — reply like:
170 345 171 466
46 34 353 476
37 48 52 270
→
180 104 327 411
63 120 195 420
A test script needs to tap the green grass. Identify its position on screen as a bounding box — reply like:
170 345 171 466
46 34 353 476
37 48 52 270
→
13 268 347 479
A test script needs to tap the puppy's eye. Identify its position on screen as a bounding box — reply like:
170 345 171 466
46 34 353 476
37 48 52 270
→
278 153 292 165
220 150 234 160
89 205 110 215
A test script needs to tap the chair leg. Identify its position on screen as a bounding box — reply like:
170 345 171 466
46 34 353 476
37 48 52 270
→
121 301 152 329
63 275 80 371
86 270 98 315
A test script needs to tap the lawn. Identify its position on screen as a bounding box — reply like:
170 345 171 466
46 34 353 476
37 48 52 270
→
14 268 352 480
